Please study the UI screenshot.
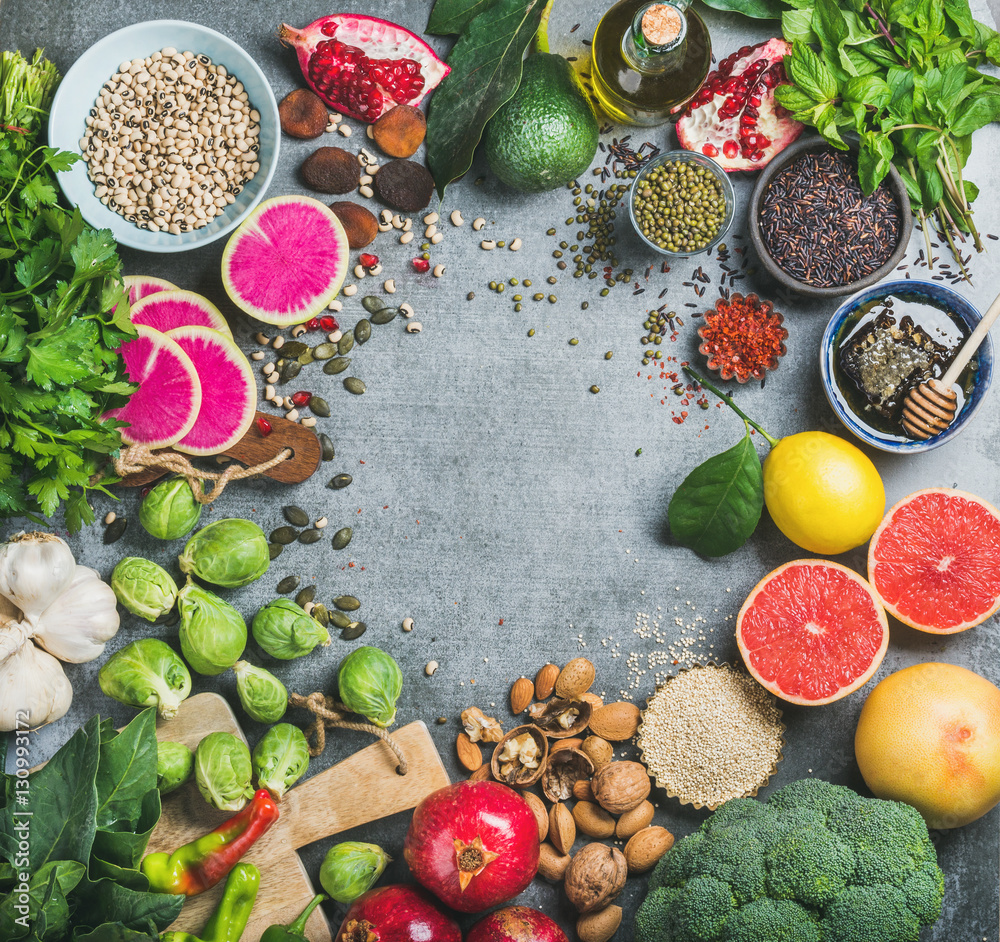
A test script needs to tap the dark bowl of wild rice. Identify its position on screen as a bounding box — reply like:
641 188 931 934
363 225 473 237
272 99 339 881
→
747 135 912 298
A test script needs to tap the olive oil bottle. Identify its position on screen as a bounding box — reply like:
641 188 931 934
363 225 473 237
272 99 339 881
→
591 0 711 126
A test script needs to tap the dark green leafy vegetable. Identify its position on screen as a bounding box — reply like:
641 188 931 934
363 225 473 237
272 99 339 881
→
0 50 133 532
699 0 783 18
427 0 499 35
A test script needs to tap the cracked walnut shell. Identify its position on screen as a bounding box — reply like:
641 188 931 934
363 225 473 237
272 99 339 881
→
541 748 594 802
528 697 592 739
491 724 548 786
462 706 504 743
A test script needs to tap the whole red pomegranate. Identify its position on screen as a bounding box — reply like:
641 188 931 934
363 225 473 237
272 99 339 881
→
676 38 803 171
279 15 450 122
467 905 570 942
403 780 540 913
334 884 462 942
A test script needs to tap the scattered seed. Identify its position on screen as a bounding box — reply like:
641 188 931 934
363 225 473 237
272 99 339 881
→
339 124 352 137
268 542 283 560
312 342 337 360
283 505 310 527
251 351 265 361
299 528 323 544
433 264 446 277
291 324 307 338
344 377 366 395
342 284 358 296
480 239 496 250
314 516 328 529
338 333 355 355
362 295 386 314
104 511 117 525
354 319 372 344
384 279 396 293
334 595 361 611
329 473 354 489
303 601 315 615
406 321 423 333
296 586 317 607
569 338 579 346
311 603 331 627
332 527 353 550
371 307 398 324
324 356 352 375
341 621 367 640
286 408 300 422
255 332 270 345
277 575 300 594
300 416 317 427
319 433 335 461
509 238 522 251
400 302 415 318
402 617 415 632
103 517 127 544
451 210 464 226
605 351 613 359
359 184 374 198
472 217 486 231
270 526 299 545
590 385 601 393
399 231 414 244
425 660 439 675
329 610 353 629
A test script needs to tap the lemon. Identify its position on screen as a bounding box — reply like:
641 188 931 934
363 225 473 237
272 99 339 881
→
762 431 884 555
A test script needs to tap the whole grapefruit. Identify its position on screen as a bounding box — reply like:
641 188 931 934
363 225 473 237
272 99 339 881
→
854 662 1000 828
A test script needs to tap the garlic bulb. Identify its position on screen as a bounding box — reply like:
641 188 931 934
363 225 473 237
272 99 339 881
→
33 566 120 663
0 621 73 730
0 532 76 625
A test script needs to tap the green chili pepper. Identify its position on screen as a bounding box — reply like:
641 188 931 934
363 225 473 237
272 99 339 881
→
159 863 261 942
259 894 327 942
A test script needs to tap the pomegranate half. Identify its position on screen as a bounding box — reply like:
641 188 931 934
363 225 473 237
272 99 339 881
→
467 905 570 942
333 884 462 942
403 780 540 913
676 38 803 171
279 15 450 123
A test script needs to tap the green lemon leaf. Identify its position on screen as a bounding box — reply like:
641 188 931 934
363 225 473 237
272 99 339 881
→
668 424 764 558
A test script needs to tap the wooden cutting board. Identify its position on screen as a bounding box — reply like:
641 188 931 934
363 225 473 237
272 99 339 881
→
149 693 449 941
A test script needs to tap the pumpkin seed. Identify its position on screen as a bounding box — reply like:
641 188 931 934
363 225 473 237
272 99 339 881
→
276 575 300 594
281 341 309 357
324 356 352 375
329 610 353 630
313 342 337 360
309 396 331 418
270 526 299 545
343 377 366 395
338 333 355 356
370 307 398 325
311 603 331 627
103 516 128 544
296 586 317 607
328 473 353 489
331 527 353 550
268 542 284 560
354 319 372 344
340 621 367 640
297 350 315 366
283 505 310 527
319 433 336 461
279 359 302 383
334 595 361 612
362 295 386 314
299 528 323 545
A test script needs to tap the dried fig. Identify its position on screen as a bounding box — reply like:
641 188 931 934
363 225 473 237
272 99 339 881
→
279 88 327 139
330 201 379 248
373 159 435 212
541 748 594 802
372 104 427 158
301 147 360 194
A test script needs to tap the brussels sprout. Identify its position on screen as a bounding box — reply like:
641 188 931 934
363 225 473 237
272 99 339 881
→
179 519 270 588
195 731 254 812
319 841 390 904
111 557 178 622
177 581 247 676
251 723 310 799
251 599 330 660
139 477 203 540
98 639 192 719
233 660 288 723
156 741 194 795
337 646 403 728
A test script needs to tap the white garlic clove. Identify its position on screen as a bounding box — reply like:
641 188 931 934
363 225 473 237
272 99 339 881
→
0 594 21 624
0 633 73 731
0 532 76 625
33 566 120 664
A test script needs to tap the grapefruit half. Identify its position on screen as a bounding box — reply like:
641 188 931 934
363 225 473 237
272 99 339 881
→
867 488 1000 633
736 560 889 706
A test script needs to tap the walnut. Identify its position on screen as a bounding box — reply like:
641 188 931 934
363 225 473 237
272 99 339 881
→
491 724 548 786
527 698 592 739
541 748 594 802
591 761 651 815
564 843 628 913
461 706 503 743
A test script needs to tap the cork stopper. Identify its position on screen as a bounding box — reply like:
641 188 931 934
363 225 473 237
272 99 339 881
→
641 4 683 46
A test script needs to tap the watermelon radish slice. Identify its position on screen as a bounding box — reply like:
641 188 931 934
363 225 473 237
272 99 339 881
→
124 275 177 306
221 196 349 326
130 290 233 340
102 326 202 449
166 326 257 456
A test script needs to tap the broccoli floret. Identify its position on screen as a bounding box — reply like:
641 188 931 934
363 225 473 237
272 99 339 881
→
631 779 945 942
722 898 822 942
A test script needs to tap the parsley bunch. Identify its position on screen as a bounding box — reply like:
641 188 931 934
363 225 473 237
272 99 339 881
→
0 50 134 532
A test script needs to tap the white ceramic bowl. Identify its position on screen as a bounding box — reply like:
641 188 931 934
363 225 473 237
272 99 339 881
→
48 19 279 253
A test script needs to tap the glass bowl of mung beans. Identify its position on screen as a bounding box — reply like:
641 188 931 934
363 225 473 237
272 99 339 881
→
628 150 735 258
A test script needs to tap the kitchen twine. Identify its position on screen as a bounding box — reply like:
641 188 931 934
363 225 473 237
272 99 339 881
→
111 443 291 503
289 691 409 775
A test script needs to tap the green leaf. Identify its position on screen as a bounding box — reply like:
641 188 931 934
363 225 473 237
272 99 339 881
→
858 131 895 193
843 74 892 109
668 425 764 558
68 877 183 936
787 42 839 101
0 861 86 941
775 85 819 112
426 0 546 197
73 924 161 942
951 90 1000 136
918 166 944 206
14 238 61 290
25 318 101 390
699 0 784 17
427 0 498 35
782 7 817 43
20 177 58 212
94 710 157 835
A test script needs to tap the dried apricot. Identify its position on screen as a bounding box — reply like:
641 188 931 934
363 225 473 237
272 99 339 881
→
372 105 427 159
373 159 435 213
301 147 361 194
330 201 379 248
278 88 328 139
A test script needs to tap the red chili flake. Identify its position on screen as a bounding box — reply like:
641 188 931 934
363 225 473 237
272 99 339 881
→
359 252 379 268
498 618 504 625
348 562 355 567
319 315 338 331
256 416 273 437
305 317 321 331
412 257 430 272
697 293 788 383
291 391 312 406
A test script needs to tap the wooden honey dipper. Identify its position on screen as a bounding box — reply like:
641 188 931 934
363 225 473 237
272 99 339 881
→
901 290 1000 440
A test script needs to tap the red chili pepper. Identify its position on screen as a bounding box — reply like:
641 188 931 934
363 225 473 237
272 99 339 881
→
141 790 279 896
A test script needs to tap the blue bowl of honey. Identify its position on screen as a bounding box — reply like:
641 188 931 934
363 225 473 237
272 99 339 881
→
820 280 993 453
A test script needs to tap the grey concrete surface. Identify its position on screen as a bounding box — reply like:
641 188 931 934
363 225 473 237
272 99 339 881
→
2 1 999 938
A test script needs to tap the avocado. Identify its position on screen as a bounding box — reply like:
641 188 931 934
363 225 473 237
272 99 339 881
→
484 53 600 193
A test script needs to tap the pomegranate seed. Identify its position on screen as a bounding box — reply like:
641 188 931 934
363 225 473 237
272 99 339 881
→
702 143 719 157
723 140 740 159
256 417 273 437
291 391 313 406
412 257 430 272
306 318 321 331
319 315 338 331
359 253 379 268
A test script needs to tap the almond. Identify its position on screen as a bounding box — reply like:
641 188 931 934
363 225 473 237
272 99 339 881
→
572 800 616 839
523 790 549 841
592 761 650 814
468 763 493 782
510 677 533 715
550 737 584 755
456 732 483 772
624 825 674 873
555 657 595 698
580 691 604 711
537 842 572 882
616 799 654 839
588 701 640 741
548 801 576 856
573 778 595 801
581 735 613 770
535 663 560 700
577 905 622 942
